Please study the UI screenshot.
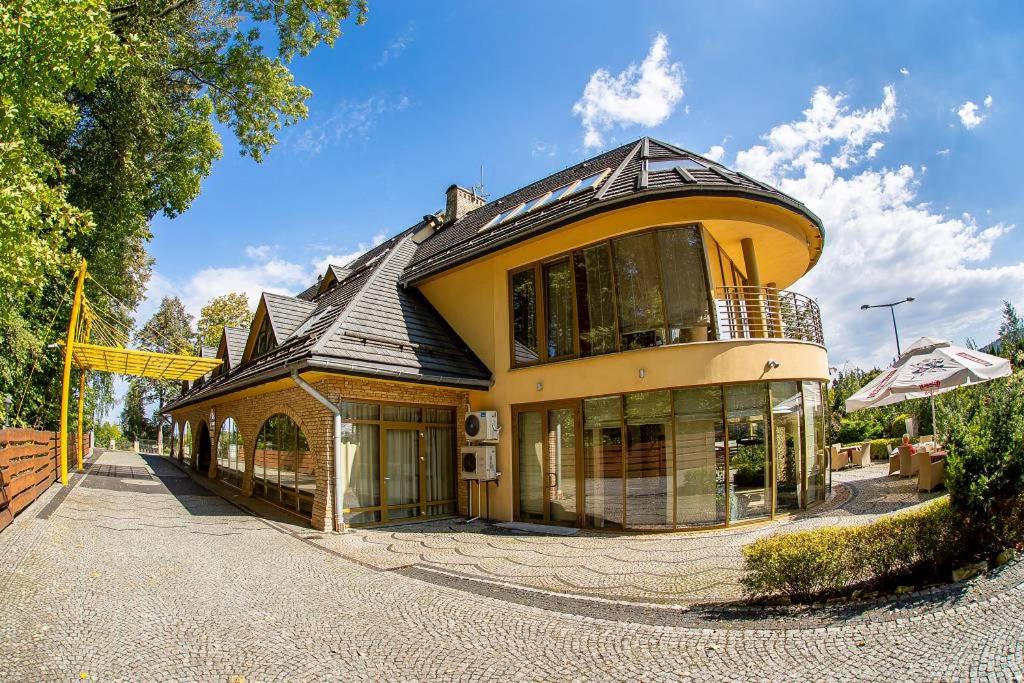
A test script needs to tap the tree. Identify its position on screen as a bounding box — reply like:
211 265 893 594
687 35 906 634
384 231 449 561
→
0 0 366 428
996 300 1024 366
197 293 253 347
120 379 153 440
135 296 194 443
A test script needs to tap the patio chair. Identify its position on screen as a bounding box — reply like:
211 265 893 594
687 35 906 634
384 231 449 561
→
850 443 872 467
917 453 946 492
888 447 901 475
918 434 934 444
830 444 848 471
898 445 919 478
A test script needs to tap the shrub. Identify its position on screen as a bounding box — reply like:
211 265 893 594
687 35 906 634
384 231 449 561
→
741 498 963 601
941 372 1024 556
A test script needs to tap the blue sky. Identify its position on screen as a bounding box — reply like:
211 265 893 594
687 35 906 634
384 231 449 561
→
142 1 1024 376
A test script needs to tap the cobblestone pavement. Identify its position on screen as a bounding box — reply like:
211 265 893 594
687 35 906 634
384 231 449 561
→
1 450 1021 682
317 463 943 604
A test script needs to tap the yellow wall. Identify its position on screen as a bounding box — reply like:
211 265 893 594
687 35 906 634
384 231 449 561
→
417 195 829 521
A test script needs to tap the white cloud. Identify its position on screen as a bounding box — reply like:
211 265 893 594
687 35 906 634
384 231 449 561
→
293 95 411 154
531 141 557 158
731 85 1020 367
735 85 896 178
899 67 910 77
984 94 994 108
704 145 726 163
312 233 387 273
936 148 951 156
866 141 884 158
573 33 684 149
956 101 985 129
376 22 415 67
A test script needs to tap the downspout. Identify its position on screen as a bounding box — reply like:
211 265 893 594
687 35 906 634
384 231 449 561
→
291 370 343 532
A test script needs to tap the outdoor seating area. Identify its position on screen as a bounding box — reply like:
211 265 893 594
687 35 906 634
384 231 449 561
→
831 438 947 493
829 442 872 471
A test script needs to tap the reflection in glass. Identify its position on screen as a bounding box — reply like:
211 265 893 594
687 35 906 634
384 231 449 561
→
255 414 315 516
425 426 455 516
386 429 420 520
726 384 770 522
518 412 544 521
182 423 192 463
512 268 540 364
803 381 826 504
770 382 803 512
657 227 712 343
548 408 577 523
673 387 725 527
343 423 380 513
625 391 672 528
612 232 665 349
545 259 575 358
216 417 244 489
573 245 617 356
583 397 623 529
341 401 379 421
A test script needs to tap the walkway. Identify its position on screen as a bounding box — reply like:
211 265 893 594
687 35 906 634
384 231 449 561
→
0 450 1021 681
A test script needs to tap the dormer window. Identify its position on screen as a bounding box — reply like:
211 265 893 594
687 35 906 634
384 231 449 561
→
647 158 705 173
252 317 276 357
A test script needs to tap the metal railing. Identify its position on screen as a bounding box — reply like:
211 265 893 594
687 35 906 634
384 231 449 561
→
714 286 824 345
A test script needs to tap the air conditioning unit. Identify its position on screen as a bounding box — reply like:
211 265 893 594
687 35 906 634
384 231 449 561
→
460 445 498 481
464 410 500 442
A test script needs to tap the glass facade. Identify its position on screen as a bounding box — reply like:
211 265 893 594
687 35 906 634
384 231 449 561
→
254 414 314 517
216 417 245 489
516 381 828 531
510 224 714 366
339 401 457 526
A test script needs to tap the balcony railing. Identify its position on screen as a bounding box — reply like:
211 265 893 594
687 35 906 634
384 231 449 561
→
714 286 824 345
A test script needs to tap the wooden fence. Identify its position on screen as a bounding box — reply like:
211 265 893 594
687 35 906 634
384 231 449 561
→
0 428 88 533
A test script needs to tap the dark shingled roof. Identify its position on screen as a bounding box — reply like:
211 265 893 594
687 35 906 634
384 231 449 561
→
199 345 217 359
222 326 248 368
164 221 491 412
401 137 824 285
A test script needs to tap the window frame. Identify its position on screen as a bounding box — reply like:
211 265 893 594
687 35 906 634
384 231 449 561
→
508 223 716 369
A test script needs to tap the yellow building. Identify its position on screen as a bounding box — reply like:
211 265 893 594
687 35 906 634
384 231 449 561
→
165 137 829 533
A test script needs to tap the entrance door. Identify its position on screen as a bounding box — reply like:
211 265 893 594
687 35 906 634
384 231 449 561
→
383 428 422 521
515 404 581 526
196 422 211 474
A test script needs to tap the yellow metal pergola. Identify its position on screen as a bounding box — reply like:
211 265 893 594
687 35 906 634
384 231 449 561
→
57 259 222 484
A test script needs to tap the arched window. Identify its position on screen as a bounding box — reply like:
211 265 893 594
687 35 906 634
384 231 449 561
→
217 417 245 488
171 423 180 459
182 422 192 463
254 414 313 516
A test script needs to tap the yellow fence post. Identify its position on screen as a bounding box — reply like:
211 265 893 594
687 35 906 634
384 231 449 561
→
59 258 87 485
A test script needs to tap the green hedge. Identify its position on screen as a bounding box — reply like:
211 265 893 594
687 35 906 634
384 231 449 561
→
741 498 961 601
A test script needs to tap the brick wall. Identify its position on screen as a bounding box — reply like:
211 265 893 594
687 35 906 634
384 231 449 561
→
168 374 469 531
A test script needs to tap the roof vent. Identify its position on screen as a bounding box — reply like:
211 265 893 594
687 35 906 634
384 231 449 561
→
445 185 486 223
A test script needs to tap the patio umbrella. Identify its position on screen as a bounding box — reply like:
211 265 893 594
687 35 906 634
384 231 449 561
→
845 336 1012 438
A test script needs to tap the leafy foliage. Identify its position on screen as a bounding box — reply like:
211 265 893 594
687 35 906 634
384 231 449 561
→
0 0 365 429
197 292 252 347
742 498 963 601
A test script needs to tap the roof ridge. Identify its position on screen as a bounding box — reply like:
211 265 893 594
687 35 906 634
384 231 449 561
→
309 234 411 356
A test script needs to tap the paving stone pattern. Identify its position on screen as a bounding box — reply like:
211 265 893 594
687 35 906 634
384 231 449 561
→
0 451 1021 681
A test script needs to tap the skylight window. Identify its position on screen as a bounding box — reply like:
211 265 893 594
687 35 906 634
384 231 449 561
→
478 168 610 233
647 158 705 173
562 169 610 198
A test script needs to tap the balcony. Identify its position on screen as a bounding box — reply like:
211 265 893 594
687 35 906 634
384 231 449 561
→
714 286 824 345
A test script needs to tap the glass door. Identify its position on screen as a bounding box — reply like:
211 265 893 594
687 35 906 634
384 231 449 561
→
383 428 421 521
515 404 581 526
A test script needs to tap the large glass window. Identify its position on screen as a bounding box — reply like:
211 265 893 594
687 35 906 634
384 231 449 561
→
613 232 666 350
254 414 313 517
171 423 180 459
340 402 456 526
510 225 714 366
802 381 826 505
517 411 544 522
582 397 623 529
182 422 192 464
573 244 617 356
673 387 725 527
511 268 540 364
725 384 770 522
548 408 578 523
624 391 673 529
544 259 575 358
657 227 712 343
770 382 803 513
216 417 245 489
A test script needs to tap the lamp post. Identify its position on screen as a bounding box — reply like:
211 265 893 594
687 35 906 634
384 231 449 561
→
860 297 915 357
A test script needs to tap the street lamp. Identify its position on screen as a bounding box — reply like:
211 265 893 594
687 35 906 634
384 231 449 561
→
860 297 915 356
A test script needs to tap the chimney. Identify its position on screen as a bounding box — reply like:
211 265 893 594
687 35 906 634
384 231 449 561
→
445 184 485 223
